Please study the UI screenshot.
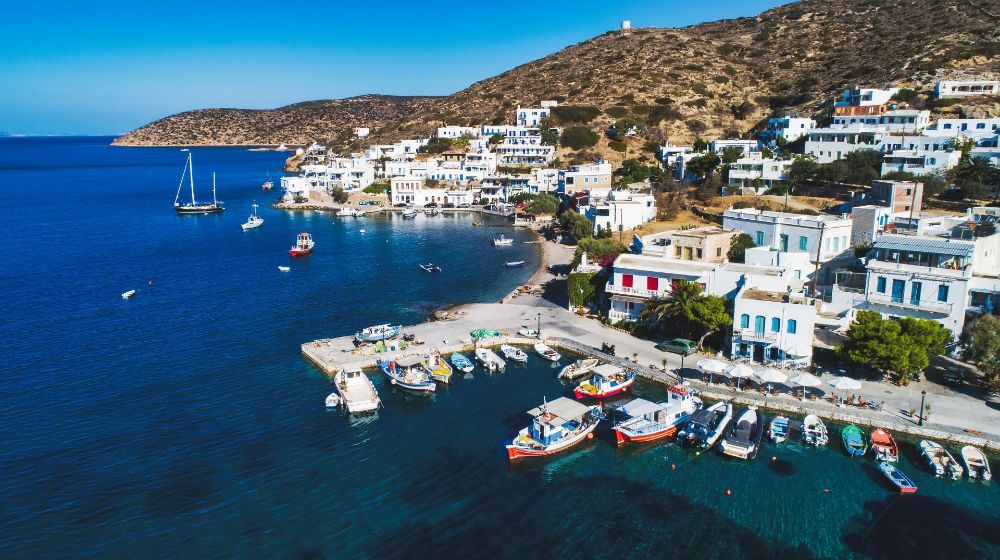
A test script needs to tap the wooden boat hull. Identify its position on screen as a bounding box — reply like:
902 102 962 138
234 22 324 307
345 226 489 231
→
614 422 681 446
879 462 918 494
573 377 635 400
870 428 899 463
506 420 598 461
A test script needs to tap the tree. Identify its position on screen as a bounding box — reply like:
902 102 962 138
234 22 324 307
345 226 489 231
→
949 156 999 199
488 133 505 146
526 193 560 215
838 311 949 383
331 187 350 204
551 106 601 124
559 210 595 242
881 171 948 199
963 315 1000 390
720 146 743 164
787 155 818 190
727 233 755 262
685 152 721 178
571 237 627 267
610 118 638 140
363 182 390 195
452 135 471 150
418 137 453 154
948 136 978 159
560 127 600 150
507 192 535 204
640 280 732 348
692 138 709 152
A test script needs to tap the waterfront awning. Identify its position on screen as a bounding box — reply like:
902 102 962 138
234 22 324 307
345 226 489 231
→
697 358 728 373
528 396 590 420
621 398 662 418
872 234 974 258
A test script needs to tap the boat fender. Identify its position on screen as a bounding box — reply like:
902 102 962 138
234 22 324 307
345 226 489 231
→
725 489 732 496
586 433 594 440
772 456 777 462
671 464 676 471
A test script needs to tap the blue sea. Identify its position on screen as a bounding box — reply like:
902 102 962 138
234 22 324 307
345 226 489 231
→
1 137 997 559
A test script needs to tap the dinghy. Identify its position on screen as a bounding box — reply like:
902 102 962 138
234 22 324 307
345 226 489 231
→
377 357 436 394
558 358 600 380
870 428 899 463
961 446 992 480
879 461 918 494
419 263 441 273
493 234 514 246
802 414 829 446
500 344 528 362
533 342 561 362
475 347 505 371
277 266 290 272
505 261 525 267
920 440 963 479
768 415 790 443
122 289 137 299
450 352 475 373
841 424 868 457
678 400 732 450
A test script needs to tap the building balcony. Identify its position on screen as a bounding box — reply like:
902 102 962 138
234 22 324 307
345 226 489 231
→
733 329 779 343
605 284 664 299
867 259 970 276
867 293 953 315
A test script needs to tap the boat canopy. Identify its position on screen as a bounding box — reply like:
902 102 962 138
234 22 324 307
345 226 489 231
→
688 408 716 425
528 397 590 421
621 398 662 418
593 364 624 377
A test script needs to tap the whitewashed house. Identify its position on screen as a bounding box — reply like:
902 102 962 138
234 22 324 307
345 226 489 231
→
390 176 472 206
763 116 816 144
710 139 759 155
658 142 694 169
880 149 960 177
436 126 480 139
722 208 854 264
583 189 656 236
516 103 556 127
935 80 999 98
559 161 614 195
926 117 1000 137
354 127 370 138
726 155 791 191
731 286 817 365
495 127 555 165
804 124 887 163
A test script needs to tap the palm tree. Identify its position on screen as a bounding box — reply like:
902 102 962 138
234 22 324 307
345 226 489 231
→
950 156 1000 199
639 279 703 335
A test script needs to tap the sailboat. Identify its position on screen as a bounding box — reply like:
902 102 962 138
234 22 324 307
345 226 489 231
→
261 172 274 191
241 202 264 230
173 153 224 214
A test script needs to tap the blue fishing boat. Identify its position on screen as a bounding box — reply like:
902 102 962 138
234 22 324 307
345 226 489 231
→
841 424 868 457
377 357 436 394
450 352 475 373
355 324 402 343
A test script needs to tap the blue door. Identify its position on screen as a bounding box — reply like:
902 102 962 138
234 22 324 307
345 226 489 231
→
754 315 765 334
891 279 905 303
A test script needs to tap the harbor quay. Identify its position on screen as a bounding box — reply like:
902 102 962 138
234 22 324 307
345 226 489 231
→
302 302 1000 452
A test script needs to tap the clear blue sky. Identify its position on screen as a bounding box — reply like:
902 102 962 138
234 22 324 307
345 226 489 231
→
0 0 789 135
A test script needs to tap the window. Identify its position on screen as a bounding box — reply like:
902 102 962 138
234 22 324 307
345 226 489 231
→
755 231 764 245
622 274 633 288
910 282 922 305
799 236 808 251
943 123 952 129
787 319 797 334
779 234 789 252
647 277 658 291
754 315 765 334
675 246 682 258
795 269 802 279
891 279 905 303
938 285 949 302
696 248 703 259
716 247 722 257
977 123 986 130
740 314 749 329
771 317 780 333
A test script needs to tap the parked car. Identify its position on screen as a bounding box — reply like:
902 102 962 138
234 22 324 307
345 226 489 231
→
425 202 439 208
458 203 471 208
941 371 964 387
442 203 455 209
655 338 697 356
393 202 407 208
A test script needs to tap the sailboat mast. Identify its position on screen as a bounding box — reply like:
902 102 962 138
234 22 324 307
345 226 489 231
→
189 153 196 205
174 155 187 206
213 172 217 206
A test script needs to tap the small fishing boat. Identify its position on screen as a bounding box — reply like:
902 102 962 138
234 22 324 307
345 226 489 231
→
421 352 453 384
121 289 136 299
506 397 603 461
450 352 475 373
401 208 418 218
336 207 354 217
261 173 273 190
961 446 992 480
493 234 514 246
870 428 899 463
678 400 732 449
475 347 506 371
352 210 366 217
289 232 315 256
558 358 600 380
518 328 539 337
505 261 525 267
534 342 561 362
173 153 224 214
721 407 764 460
277 266 290 272
613 385 701 446
419 263 441 273
573 364 637 400
802 414 829 446
359 228 366 234
354 324 402 343
879 461 918 494
331 366 380 413
241 202 264 230
841 424 868 457
920 440 963 479
377 358 436 394
424 208 439 216
768 415 790 443
500 344 528 363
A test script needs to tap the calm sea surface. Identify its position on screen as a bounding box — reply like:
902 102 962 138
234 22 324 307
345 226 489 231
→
1 137 997 559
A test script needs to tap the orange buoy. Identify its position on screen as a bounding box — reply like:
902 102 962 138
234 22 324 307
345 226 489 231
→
823 488 830 493
587 433 594 440
671 464 676 470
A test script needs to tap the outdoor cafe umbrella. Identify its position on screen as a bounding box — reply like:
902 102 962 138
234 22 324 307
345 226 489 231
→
726 362 755 391
697 358 728 385
755 368 788 392
790 372 823 401
827 376 863 405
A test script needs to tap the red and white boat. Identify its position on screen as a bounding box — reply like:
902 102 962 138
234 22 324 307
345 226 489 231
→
506 397 602 461
871 428 899 463
573 364 637 400
289 232 315 256
613 385 702 446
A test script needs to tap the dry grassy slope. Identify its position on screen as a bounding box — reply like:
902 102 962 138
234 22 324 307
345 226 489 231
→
114 0 999 155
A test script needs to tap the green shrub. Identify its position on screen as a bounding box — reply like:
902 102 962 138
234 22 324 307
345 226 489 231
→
418 137 453 154
551 105 601 124
609 140 627 152
605 106 628 118
363 182 390 194
712 75 730 84
560 126 600 150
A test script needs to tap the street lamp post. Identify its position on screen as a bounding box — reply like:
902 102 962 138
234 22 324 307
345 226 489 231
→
537 313 541 339
919 390 926 426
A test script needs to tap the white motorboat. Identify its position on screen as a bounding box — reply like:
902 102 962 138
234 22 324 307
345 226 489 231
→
475 347 506 371
919 440 963 479
121 289 136 299
401 208 418 218
961 446 992 480
678 400 732 450
720 407 764 460
558 358 600 379
241 202 263 230
352 210 367 217
336 207 354 217
493 234 514 246
802 414 829 446
332 366 381 413
518 328 539 337
278 266 290 272
500 344 528 362
534 342 561 362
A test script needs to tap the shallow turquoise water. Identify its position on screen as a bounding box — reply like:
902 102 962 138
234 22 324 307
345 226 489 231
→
0 137 997 559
